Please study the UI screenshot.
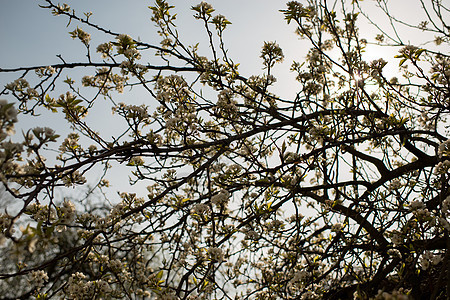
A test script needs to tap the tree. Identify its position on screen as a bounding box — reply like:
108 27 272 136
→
0 0 449 299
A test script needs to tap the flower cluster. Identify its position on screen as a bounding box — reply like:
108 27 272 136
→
284 151 300 163
35 66 56 77
120 60 148 76
307 124 328 146
211 14 231 31
419 251 442 270
389 230 403 246
434 160 450 175
438 140 450 157
211 189 230 207
409 200 431 221
371 288 410 300
31 127 58 145
28 270 49 289
281 173 301 187
192 2 215 19
62 170 87 187
59 132 80 153
260 41 284 68
191 203 210 215
65 272 111 298
430 55 450 86
331 222 344 232
208 247 224 262
115 34 141 60
0 111 24 183
0 99 18 140
388 178 403 191
59 199 76 224
128 156 145 166
282 1 316 24
387 248 402 258
214 89 238 118
417 111 434 130
438 196 450 230
0 213 11 235
115 103 150 123
4 79 38 101
82 67 128 94
26 203 57 222
69 27 91 45
442 196 450 216
96 42 113 59
155 75 190 103
52 3 70 15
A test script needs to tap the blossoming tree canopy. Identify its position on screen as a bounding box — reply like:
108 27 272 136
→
0 0 449 299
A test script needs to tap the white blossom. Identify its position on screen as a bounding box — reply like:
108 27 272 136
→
29 270 48 288
96 42 113 58
59 199 76 223
438 140 450 157
211 189 230 206
331 223 344 232
208 247 224 262
442 196 450 215
387 248 402 258
129 156 145 166
284 151 300 163
191 203 209 215
409 200 425 210
390 231 403 246
69 27 91 45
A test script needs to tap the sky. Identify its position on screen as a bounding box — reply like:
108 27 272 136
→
0 0 302 77
0 0 309 203
0 0 312 151
0 0 444 205
0 0 308 127
1 0 438 98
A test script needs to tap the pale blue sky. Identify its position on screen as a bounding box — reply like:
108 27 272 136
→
1 0 437 98
0 0 310 106
0 0 441 202
0 1 299 71
1 0 436 95
0 0 306 199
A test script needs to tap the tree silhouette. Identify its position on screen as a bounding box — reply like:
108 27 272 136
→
0 0 449 299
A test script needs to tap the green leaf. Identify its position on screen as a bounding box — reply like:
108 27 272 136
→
156 270 164 280
36 293 48 300
398 58 407 66
415 48 425 59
